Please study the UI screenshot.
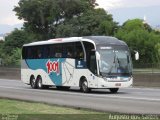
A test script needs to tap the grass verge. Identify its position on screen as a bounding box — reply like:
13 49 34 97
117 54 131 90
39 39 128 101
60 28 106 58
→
0 99 103 114
0 99 108 120
0 99 159 120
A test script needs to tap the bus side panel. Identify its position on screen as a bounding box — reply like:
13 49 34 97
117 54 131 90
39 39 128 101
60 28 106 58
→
21 60 55 85
22 58 67 86
61 59 75 86
69 69 99 88
60 59 99 88
21 60 31 84
22 58 100 88
21 69 54 85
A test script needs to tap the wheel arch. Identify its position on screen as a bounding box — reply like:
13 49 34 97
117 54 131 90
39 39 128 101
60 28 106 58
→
36 75 42 80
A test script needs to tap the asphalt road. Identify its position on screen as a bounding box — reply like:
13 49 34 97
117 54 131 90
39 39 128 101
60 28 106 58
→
0 79 160 114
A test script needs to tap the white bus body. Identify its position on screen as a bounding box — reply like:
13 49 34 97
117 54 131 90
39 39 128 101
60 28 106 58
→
21 36 133 93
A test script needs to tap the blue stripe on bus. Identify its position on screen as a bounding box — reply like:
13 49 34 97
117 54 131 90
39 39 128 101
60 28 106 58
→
25 58 66 86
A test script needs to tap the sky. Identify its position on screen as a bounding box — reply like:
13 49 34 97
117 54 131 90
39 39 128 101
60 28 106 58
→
97 0 160 26
0 0 23 25
0 0 160 34
96 0 160 10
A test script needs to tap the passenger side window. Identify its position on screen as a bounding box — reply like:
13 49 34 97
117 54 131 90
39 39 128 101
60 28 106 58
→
83 41 97 74
49 44 62 58
62 43 75 58
54 44 62 58
89 51 97 74
75 42 84 59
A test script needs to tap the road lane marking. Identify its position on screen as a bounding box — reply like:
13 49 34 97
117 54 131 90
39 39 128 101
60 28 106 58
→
0 85 160 102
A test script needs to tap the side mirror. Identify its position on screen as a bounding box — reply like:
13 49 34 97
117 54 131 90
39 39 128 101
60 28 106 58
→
134 51 139 60
96 51 100 61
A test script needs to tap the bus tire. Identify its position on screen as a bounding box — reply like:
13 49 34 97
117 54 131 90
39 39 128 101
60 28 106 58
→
109 88 119 93
37 76 43 89
30 76 37 89
80 78 90 93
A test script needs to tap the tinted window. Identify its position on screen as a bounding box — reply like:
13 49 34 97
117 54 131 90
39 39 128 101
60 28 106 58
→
75 42 84 59
22 42 84 59
62 43 75 58
83 41 97 74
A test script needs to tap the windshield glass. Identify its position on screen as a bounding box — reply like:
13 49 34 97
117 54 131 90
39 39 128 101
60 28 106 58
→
98 45 132 76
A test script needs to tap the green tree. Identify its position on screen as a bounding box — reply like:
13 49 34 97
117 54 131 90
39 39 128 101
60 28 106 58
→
10 48 21 66
155 43 160 61
14 0 117 39
10 0 118 66
0 48 21 66
14 0 97 39
4 29 36 55
0 41 4 56
1 29 37 66
122 19 145 32
56 8 117 37
115 19 160 64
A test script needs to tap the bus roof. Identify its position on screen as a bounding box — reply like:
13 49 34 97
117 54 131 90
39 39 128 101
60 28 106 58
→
23 36 127 47
83 36 127 46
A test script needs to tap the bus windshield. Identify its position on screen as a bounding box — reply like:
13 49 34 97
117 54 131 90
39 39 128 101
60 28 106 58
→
98 46 132 76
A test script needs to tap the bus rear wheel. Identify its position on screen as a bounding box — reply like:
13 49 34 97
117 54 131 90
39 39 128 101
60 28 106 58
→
37 76 44 89
30 76 37 89
80 79 90 93
109 88 119 93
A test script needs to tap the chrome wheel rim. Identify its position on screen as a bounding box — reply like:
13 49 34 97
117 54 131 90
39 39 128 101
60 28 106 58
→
82 81 88 91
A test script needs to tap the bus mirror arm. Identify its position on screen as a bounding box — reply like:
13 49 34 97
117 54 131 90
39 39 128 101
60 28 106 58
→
96 51 100 61
96 51 101 76
134 50 139 60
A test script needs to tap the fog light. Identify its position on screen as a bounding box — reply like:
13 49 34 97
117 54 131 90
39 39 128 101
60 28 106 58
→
101 85 105 87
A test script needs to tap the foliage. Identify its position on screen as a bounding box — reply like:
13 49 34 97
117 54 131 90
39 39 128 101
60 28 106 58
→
13 0 92 39
1 48 21 66
0 29 37 66
56 8 117 37
10 48 22 66
4 29 31 55
115 19 160 64
2 1 159 66
14 0 117 39
2 0 118 66
0 42 4 58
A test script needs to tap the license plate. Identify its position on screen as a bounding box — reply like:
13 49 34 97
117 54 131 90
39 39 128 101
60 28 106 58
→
115 83 121 86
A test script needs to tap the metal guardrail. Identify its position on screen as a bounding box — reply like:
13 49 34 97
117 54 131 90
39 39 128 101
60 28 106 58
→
133 63 160 87
133 63 160 73
0 67 20 80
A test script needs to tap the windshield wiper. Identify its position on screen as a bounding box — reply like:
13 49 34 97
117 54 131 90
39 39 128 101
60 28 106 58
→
116 56 121 68
108 53 116 75
108 53 121 75
108 65 113 75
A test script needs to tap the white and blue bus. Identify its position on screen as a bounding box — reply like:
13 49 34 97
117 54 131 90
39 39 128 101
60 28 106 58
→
21 36 136 93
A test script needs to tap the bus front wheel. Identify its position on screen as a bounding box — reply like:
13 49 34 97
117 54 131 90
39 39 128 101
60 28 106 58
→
109 88 119 93
80 78 90 93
